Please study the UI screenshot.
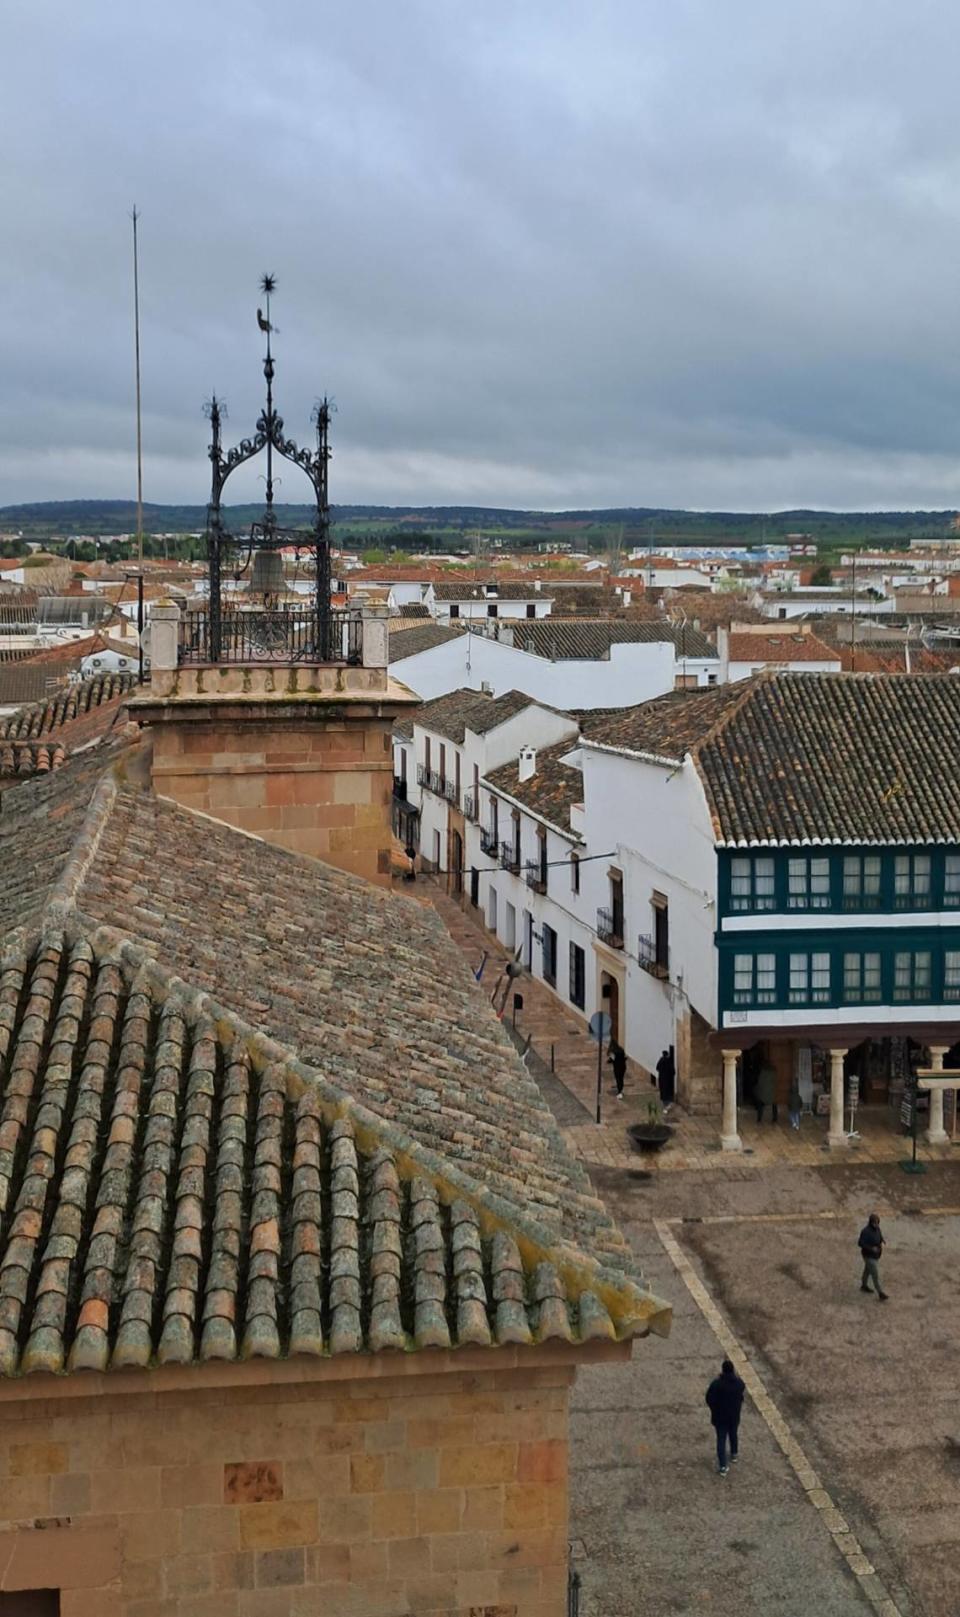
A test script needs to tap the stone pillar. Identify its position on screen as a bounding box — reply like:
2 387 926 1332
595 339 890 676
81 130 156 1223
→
720 1050 742 1152
926 1046 950 1145
149 602 181 673
361 602 390 670
828 1048 848 1148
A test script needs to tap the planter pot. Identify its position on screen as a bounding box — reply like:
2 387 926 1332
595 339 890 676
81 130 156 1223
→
627 1123 673 1153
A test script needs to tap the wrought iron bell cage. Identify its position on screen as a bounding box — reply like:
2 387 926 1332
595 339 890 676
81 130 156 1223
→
201 276 334 662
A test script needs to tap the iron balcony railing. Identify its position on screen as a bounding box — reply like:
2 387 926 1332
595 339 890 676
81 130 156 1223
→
393 776 408 802
178 606 363 665
417 764 443 795
479 825 498 856
463 790 478 821
525 860 547 894
500 840 521 873
597 906 625 948
638 932 669 979
443 777 459 806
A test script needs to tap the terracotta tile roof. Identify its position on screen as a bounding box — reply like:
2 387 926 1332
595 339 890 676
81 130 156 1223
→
727 632 840 664
509 619 716 661
0 673 135 790
835 641 960 675
587 671 960 846
434 582 554 601
388 623 465 662
0 929 665 1376
391 602 431 619
0 751 669 1373
582 685 747 764
485 742 584 839
410 686 535 744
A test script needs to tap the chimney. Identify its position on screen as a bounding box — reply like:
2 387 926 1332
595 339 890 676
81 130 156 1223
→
518 745 537 782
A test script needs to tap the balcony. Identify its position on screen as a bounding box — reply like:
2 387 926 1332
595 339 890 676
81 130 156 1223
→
597 906 624 949
416 763 442 794
393 775 408 802
638 932 669 980
500 841 521 873
443 777 459 806
463 791 478 822
178 606 363 666
479 825 498 856
525 860 547 895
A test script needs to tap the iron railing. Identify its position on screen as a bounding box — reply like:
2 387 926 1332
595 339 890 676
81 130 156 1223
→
178 606 362 665
638 932 669 979
443 777 459 806
463 790 478 821
417 764 443 794
525 860 547 894
597 906 624 948
393 776 408 802
479 825 498 855
500 840 521 873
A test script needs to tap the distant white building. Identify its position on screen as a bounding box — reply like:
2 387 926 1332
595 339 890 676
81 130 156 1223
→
717 623 841 682
426 582 554 624
389 621 718 708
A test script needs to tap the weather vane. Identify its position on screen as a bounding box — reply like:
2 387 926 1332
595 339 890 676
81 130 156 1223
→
257 273 277 355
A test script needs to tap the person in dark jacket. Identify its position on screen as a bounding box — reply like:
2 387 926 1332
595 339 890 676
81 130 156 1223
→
858 1212 888 1300
754 1063 777 1124
656 1049 676 1109
705 1358 746 1475
607 1040 627 1101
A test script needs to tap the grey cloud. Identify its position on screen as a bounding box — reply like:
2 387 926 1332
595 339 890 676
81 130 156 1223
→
3 0 960 511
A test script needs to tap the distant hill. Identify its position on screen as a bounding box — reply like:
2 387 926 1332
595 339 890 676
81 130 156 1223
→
0 498 956 547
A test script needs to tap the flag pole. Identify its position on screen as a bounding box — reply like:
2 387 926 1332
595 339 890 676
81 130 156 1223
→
131 206 144 565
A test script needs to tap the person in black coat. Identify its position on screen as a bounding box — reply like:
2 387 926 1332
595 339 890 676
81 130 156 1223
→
656 1048 676 1108
607 1040 627 1100
705 1358 746 1475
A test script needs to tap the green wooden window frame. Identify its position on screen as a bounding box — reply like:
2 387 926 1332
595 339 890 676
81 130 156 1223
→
720 847 960 917
720 933 960 1011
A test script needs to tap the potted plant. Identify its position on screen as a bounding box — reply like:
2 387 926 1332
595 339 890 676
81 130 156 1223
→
628 1098 673 1152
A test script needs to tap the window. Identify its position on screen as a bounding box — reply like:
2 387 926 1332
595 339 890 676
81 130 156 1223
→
730 856 775 912
449 603 460 618
787 856 831 910
789 951 830 1004
944 855 960 906
569 942 586 1008
454 750 461 800
424 736 431 772
893 950 931 1002
653 893 669 973
843 952 882 1003
894 853 931 909
843 854 881 910
399 748 407 783
945 951 960 1001
439 742 446 783
487 603 498 618
733 953 776 1006
570 852 580 895
542 924 558 987
610 871 624 935
511 810 521 866
526 603 536 618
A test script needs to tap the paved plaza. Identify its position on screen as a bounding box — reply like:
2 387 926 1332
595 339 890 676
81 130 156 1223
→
425 880 960 1616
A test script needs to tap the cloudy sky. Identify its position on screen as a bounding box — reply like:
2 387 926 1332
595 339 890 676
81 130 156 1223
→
4 1 960 512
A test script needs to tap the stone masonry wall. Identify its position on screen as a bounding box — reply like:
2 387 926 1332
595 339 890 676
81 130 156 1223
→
676 1004 722 1116
149 715 395 886
0 1364 573 1617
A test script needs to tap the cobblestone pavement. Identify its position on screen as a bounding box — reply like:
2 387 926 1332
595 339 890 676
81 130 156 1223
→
425 879 960 1615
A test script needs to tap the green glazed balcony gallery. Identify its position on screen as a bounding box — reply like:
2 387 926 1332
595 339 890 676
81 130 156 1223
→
718 848 960 917
719 931 960 1016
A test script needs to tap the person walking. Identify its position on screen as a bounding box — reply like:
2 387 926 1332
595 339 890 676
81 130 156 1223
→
858 1212 888 1301
705 1358 746 1476
754 1062 777 1124
656 1048 676 1110
607 1040 627 1101
788 1076 803 1131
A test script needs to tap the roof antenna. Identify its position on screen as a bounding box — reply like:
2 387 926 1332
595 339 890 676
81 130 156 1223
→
130 206 144 566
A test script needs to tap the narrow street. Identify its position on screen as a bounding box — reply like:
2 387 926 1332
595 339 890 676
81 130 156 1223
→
425 877 960 1616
